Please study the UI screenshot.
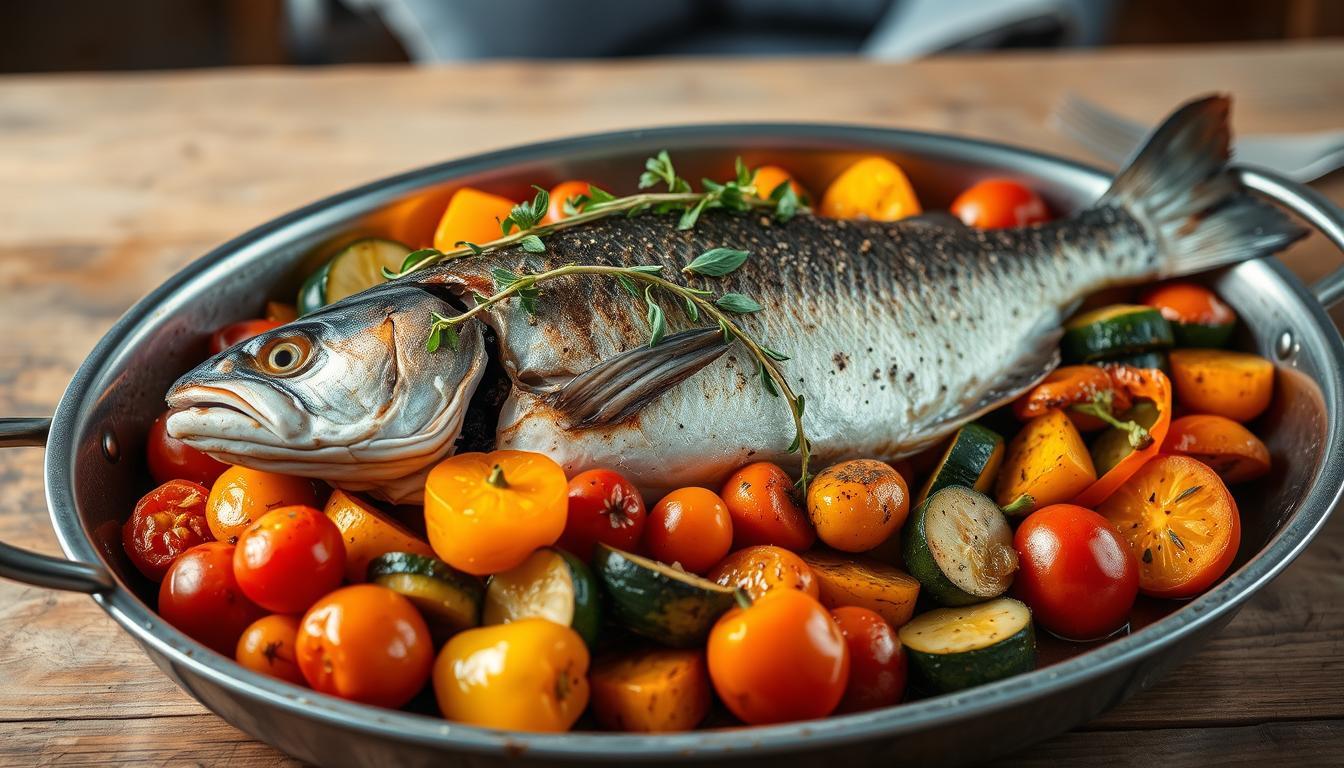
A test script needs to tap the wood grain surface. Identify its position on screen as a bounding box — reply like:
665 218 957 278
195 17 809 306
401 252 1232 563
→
1 42 1342 766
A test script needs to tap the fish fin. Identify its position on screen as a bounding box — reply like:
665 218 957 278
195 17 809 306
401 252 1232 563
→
542 327 728 430
1100 94 1307 275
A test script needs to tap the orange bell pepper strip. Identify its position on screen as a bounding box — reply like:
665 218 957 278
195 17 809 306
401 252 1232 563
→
1073 366 1173 508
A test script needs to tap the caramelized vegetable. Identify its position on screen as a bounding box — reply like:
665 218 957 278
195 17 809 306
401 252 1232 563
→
205 466 320 544
1169 349 1275 422
590 649 711 732
807 459 909 552
1074 367 1173 508
543 180 593 224
432 187 515 253
708 545 819 600
1163 414 1271 483
720 461 815 551
801 549 921 628
995 409 1096 515
820 157 921 221
1013 365 1133 432
325 489 434 583
752 165 807 201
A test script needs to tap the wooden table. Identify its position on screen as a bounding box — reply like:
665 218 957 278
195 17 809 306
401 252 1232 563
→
2 43 1342 766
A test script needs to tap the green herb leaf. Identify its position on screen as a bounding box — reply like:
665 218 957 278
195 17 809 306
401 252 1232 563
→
502 187 549 235
640 150 681 191
520 234 546 253
455 241 485 256
715 293 763 314
683 247 750 277
771 182 800 223
735 156 754 187
793 394 806 419
517 285 540 316
426 326 442 353
645 286 666 347
718 319 735 342
472 292 490 306
761 344 790 362
399 248 441 275
678 196 710 230
684 295 699 321
759 360 779 397
615 274 640 298
491 267 520 289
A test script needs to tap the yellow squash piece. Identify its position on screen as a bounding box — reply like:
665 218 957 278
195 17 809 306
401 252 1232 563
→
820 156 922 221
800 549 921 628
324 490 434 582
590 648 711 732
995 409 1096 514
432 187 516 253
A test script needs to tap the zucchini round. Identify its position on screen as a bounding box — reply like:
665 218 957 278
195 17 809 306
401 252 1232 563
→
1062 304 1173 362
367 551 483 641
594 544 735 648
483 547 601 647
915 423 1004 506
903 486 1017 606
898 597 1035 693
297 238 410 315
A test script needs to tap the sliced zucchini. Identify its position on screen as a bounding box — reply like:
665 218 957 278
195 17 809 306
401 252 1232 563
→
1100 350 1169 374
898 597 1035 693
915 423 1004 506
903 487 1017 606
367 551 483 642
1089 401 1161 476
1062 304 1173 363
483 547 601 647
594 544 735 648
297 238 411 315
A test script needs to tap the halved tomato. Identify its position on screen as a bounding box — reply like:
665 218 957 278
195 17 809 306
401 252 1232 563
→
1162 415 1270 484
1097 455 1240 599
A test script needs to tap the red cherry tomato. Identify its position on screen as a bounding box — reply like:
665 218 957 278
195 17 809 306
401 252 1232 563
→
233 505 345 614
543 180 594 224
158 542 265 655
559 469 647 560
1013 504 1138 640
122 479 214 581
831 606 906 712
950 179 1049 229
210 319 285 355
146 410 228 487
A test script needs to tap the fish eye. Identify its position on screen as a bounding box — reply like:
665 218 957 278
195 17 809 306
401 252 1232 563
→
257 336 312 376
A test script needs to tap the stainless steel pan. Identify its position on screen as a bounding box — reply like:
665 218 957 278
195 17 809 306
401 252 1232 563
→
3 124 1344 767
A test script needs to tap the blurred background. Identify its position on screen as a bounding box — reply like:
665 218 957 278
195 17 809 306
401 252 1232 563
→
3 0 1342 72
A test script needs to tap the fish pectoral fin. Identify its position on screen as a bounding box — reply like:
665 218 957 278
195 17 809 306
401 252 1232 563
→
541 327 728 430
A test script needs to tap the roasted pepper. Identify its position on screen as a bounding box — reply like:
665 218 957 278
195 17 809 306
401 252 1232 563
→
1073 366 1173 508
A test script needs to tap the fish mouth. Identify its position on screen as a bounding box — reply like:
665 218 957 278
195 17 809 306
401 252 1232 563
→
166 383 278 435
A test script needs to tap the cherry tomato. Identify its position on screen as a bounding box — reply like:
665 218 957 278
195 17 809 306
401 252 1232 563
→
158 542 265 655
296 584 433 708
233 505 345 614
206 466 321 544
831 606 906 712
209 319 285 355
1140 282 1236 328
122 479 214 581
951 179 1049 229
707 589 849 725
753 165 807 201
719 462 815 551
236 614 306 685
145 411 227 486
645 487 733 574
807 459 908 552
559 468 647 560
709 545 819 600
1013 504 1138 640
542 180 594 224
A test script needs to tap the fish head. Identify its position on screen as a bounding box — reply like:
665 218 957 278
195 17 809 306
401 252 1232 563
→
165 282 487 502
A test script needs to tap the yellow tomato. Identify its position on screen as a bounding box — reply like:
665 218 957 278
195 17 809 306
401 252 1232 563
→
433 619 590 732
820 157 921 221
424 450 567 575
206 466 320 544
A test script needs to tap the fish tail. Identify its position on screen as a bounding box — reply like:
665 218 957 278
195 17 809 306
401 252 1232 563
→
1099 94 1306 276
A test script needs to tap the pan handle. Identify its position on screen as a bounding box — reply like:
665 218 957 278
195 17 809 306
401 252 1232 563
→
1237 167 1344 310
0 418 115 593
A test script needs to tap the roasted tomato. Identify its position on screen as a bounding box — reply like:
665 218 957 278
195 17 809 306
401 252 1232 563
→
296 584 433 708
950 179 1049 229
1163 414 1271 484
158 542 265 655
807 459 908 552
752 165 808 201
542 179 594 224
708 545 819 600
1013 504 1138 640
645 487 733 574
122 479 214 581
206 466 321 544
209 319 285 355
719 462 815 551
236 614 306 685
559 468 647 560
233 505 346 614
820 157 921 221
831 606 907 712
707 589 849 725
145 411 227 486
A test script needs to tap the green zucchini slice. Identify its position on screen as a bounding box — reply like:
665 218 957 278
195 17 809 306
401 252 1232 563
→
297 238 410 316
594 544 736 648
903 486 1017 606
367 551 483 641
915 423 1004 506
1062 304 1173 363
899 597 1035 693
483 547 601 647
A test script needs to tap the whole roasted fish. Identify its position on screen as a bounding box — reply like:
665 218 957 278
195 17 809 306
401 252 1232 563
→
167 96 1303 503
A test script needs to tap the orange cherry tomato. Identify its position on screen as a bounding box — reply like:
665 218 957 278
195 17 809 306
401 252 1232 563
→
424 450 568 576
296 584 433 708
820 157 921 221
233 505 345 614
950 179 1049 229
752 165 807 201
559 468 647 561
542 180 594 224
123 479 213 581
236 614 306 685
1168 349 1275 423
645 487 733 574
205 466 321 544
158 542 265 655
209 319 285 355
146 410 228 487
1073 367 1172 509
432 187 515 253
707 589 849 725
708 545 819 600
1097 456 1240 598
831 606 906 713
806 459 909 552
1013 365 1133 432
1140 282 1236 328
719 462 815 551
1162 414 1271 484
